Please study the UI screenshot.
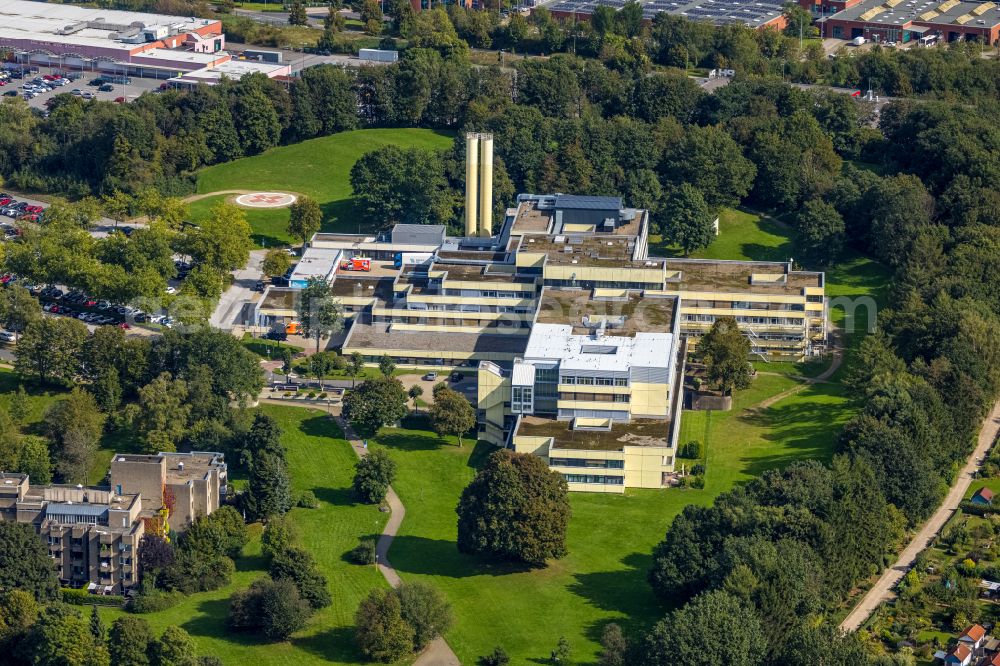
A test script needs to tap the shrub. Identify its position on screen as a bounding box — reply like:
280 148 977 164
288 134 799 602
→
319 392 328 399
690 475 706 489
353 449 397 504
691 464 706 476
479 647 510 666
61 588 124 607
396 582 453 650
679 440 702 459
350 537 377 565
308 391 317 398
261 514 298 561
127 588 184 614
297 490 320 508
355 589 414 662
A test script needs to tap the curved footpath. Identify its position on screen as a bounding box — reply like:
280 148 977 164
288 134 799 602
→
334 415 462 666
840 399 1000 632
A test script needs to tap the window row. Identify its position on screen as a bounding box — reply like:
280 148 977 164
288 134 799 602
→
558 392 629 403
560 376 629 386
550 458 624 469
563 474 624 485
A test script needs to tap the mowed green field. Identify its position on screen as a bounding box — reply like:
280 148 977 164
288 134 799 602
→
100 405 389 666
192 128 455 247
379 372 853 664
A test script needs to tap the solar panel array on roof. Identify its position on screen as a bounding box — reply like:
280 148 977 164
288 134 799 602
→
554 195 623 210
551 0 784 26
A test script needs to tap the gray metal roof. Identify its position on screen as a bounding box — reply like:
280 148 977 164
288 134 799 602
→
554 195 623 211
46 503 108 517
391 224 446 246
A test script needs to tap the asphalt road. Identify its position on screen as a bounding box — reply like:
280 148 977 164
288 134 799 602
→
210 250 266 330
2 192 142 238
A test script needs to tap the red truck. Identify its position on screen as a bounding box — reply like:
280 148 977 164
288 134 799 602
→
340 257 371 272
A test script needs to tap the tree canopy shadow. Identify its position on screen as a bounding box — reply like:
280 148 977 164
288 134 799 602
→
311 484 356 508
388 535 534 579
298 413 343 439
292 625 366 663
378 431 451 452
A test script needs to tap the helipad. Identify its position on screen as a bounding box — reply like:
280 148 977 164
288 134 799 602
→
234 192 297 208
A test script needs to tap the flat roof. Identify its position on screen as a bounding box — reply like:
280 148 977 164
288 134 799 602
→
431 262 537 285
536 290 676 335
174 60 287 81
0 0 219 51
520 233 655 267
290 248 341 282
136 48 222 64
524 323 673 372
346 321 528 355
661 259 823 294
330 276 395 302
547 0 784 27
260 287 297 311
828 0 1000 27
517 415 672 451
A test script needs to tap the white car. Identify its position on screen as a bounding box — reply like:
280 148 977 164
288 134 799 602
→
0 330 16 343
165 286 177 295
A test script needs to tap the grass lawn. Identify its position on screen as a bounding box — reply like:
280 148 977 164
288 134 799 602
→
192 128 454 247
240 334 305 359
99 405 389 666
377 366 854 664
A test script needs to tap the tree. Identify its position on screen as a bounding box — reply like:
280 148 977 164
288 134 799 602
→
88 606 105 643
343 377 408 437
261 249 291 279
0 523 59 601
44 388 106 484
109 616 153 666
353 448 397 504
235 411 285 468
642 590 764 666
660 184 715 256
429 388 476 447
150 626 197 666
15 317 87 385
28 604 110 666
457 450 571 566
228 577 311 641
288 0 309 25
182 507 248 561
269 547 332 610
599 623 628 666
184 202 253 275
17 436 52 485
0 589 39 652
795 198 845 267
242 452 293 521
0 285 41 342
102 189 133 229
550 637 571 664
395 583 453 651
261 514 298 561
696 316 752 395
347 352 365 388
137 535 175 581
309 352 333 391
408 385 423 412
287 196 322 248
378 354 396 378
355 589 415 663
350 146 452 227
8 384 28 423
133 373 191 453
296 276 344 354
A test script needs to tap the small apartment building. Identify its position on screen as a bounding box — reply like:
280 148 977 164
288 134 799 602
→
0 474 143 593
110 451 226 530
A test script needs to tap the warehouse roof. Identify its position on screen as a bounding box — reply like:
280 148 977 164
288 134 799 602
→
391 224 446 247
828 0 1000 27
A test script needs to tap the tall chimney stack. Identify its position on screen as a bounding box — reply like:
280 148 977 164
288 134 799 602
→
464 133 479 237
478 134 493 238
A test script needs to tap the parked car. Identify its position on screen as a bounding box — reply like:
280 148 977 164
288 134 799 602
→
422 372 438 381
0 331 16 343
98 83 114 92
449 371 465 382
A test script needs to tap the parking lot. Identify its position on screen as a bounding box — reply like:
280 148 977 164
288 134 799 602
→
1 65 166 110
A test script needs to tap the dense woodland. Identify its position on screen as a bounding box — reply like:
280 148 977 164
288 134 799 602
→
0 4 999 664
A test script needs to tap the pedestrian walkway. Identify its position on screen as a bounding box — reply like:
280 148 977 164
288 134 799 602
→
335 415 461 666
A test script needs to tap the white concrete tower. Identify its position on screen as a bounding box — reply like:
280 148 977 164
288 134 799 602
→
465 133 479 238
478 133 494 238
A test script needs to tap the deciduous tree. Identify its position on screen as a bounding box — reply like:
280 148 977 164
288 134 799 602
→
0 522 59 601
343 377 408 437
353 448 397 504
429 388 475 447
355 589 414 663
287 196 322 248
456 450 571 566
44 388 106 484
696 316 752 395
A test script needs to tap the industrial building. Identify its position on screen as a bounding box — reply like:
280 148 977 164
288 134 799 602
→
547 0 789 31
0 451 227 593
0 0 293 83
805 0 1000 43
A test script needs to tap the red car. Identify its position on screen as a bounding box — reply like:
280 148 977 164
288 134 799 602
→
23 205 43 214
114 96 126 104
42 75 57 81
0 198 11 206
85 299 97 307
18 214 39 223
49 305 60 313
118 322 131 330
